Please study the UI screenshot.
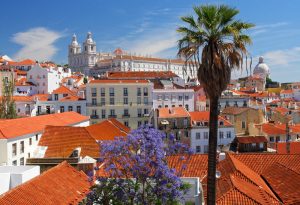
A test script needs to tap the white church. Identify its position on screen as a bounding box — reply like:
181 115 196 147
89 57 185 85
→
68 32 197 82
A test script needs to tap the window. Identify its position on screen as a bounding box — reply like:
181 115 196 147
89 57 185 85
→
68 106 73 112
101 109 106 119
124 109 129 116
242 121 246 129
276 136 280 142
54 94 58 101
43 75 46 79
20 157 24 165
143 87 148 96
204 145 209 153
185 104 189 111
204 132 209 139
123 88 128 96
179 95 183 101
101 98 105 106
137 97 141 105
124 121 129 127
109 88 114 96
138 121 142 127
196 133 201 140
100 88 105 96
12 143 17 156
137 88 141 96
12 160 17 166
91 88 97 97
196 146 201 153
144 97 148 105
184 119 188 128
20 141 24 154
110 109 115 117
164 95 169 101
29 138 32 145
92 98 97 105
144 120 149 125
76 106 81 114
144 109 149 115
219 121 224 126
110 98 115 105
36 134 39 141
60 106 64 113
226 131 231 138
138 109 142 117
158 95 162 101
185 95 189 100
219 131 224 139
124 97 128 105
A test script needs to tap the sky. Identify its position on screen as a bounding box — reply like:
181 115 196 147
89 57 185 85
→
1 0 300 82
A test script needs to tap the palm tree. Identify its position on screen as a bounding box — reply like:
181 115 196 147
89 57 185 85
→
177 5 254 204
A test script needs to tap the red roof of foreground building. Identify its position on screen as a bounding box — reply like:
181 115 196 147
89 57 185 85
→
52 85 75 95
0 161 90 205
0 112 89 139
262 163 300 205
8 59 35 66
236 136 268 144
86 118 130 141
158 107 190 118
107 71 178 79
262 123 300 135
90 79 149 84
189 111 232 126
39 126 100 158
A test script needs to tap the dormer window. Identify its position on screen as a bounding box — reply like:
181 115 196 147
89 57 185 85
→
219 121 224 126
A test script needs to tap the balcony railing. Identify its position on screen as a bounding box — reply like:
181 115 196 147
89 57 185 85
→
108 115 117 118
122 114 131 118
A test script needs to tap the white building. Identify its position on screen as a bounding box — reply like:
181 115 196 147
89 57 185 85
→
27 64 71 94
189 111 235 153
68 33 197 82
292 82 300 101
153 80 195 111
0 112 89 166
14 78 37 96
0 165 40 195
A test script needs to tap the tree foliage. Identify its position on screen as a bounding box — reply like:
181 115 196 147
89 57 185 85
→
0 77 17 119
86 126 192 205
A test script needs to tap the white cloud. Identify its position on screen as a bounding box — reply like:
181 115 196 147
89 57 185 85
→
12 27 63 61
259 47 300 67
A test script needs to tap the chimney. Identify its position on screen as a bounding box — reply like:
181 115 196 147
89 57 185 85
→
219 152 226 162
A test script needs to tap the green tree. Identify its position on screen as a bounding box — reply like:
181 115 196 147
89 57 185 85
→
0 77 17 119
177 5 253 204
83 76 88 84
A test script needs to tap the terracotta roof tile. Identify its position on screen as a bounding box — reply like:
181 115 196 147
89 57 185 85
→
0 112 89 139
262 163 300 204
90 79 149 84
52 85 75 95
8 59 35 66
158 107 190 118
236 136 268 144
86 119 130 141
107 71 178 79
0 161 90 205
189 111 232 126
39 126 99 158
280 89 293 94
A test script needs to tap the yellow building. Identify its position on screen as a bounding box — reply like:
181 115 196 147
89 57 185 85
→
86 79 153 129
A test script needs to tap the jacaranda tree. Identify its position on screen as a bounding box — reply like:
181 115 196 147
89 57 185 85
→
177 5 253 204
86 126 192 205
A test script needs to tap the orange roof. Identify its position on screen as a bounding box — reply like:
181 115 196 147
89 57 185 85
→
0 112 89 139
14 69 27 75
189 111 232 126
262 163 300 205
52 85 75 95
8 59 35 66
274 107 289 114
280 89 293 94
86 118 130 141
12 96 34 102
39 126 99 158
90 79 149 84
236 136 268 144
114 54 186 64
0 161 90 205
197 95 206 102
158 107 190 118
15 77 36 86
32 94 49 101
107 71 178 79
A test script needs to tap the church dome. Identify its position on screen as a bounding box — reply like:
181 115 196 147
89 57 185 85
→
253 56 270 78
71 34 79 46
85 32 94 44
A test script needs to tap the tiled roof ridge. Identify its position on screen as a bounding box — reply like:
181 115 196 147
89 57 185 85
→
227 154 277 199
108 119 126 134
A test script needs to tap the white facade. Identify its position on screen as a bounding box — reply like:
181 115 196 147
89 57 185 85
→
14 84 37 96
292 83 300 101
153 81 195 111
0 165 40 195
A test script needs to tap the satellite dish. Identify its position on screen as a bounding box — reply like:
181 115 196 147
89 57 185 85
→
216 170 221 179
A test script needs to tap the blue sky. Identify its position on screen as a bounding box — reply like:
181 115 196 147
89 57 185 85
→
1 0 300 82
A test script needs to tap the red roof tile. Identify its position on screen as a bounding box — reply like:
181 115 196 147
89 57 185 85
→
0 112 89 139
52 85 75 95
189 111 232 126
90 79 149 84
8 59 35 66
39 126 99 158
107 71 178 79
0 161 90 205
236 136 268 144
158 107 190 118
86 118 130 141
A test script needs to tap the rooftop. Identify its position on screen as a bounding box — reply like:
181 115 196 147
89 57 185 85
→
0 161 90 205
90 79 149 84
107 71 178 79
158 107 190 118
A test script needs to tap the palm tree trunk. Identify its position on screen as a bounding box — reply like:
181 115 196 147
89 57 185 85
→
207 96 219 204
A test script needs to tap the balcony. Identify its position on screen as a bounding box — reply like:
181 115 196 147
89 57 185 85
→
108 115 117 118
90 115 99 119
92 93 97 97
122 114 131 118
